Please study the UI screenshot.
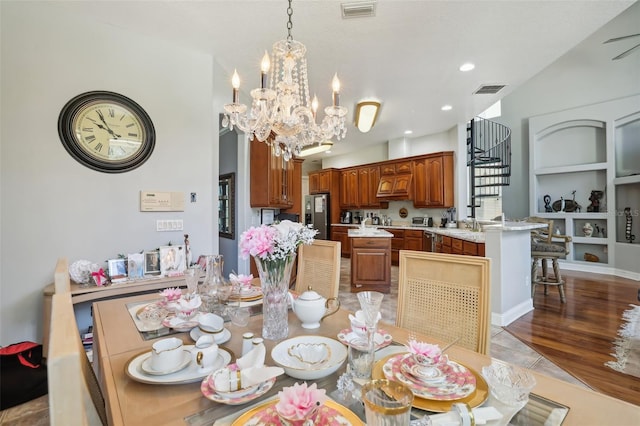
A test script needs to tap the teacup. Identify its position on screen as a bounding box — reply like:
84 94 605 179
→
150 337 184 372
190 335 219 370
198 312 224 333
349 310 381 337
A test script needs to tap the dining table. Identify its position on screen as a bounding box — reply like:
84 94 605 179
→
92 292 640 426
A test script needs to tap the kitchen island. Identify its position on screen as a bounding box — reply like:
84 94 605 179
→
348 228 393 293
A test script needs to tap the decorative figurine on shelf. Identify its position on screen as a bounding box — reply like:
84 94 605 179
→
625 207 635 244
587 190 604 213
544 195 553 212
184 234 192 268
553 190 581 213
583 222 594 237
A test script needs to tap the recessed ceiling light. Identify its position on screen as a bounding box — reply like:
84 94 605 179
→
404 130 413 135
459 62 475 72
325 150 332 154
441 105 453 111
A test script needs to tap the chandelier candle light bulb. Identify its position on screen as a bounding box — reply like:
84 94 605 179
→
232 70 240 104
260 52 270 88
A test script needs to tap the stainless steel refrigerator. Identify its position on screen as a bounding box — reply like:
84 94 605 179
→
304 194 330 240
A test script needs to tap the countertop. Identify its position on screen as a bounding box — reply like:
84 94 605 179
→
333 221 545 244
347 228 394 238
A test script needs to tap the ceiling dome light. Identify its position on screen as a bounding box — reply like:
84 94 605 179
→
441 105 453 111
404 130 413 135
298 141 333 157
354 100 381 133
459 62 475 72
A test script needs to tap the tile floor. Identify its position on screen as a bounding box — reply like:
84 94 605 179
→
0 260 589 424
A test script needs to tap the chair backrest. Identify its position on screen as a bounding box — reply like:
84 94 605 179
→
396 250 491 355
295 240 341 299
53 257 71 294
527 216 553 244
48 258 107 426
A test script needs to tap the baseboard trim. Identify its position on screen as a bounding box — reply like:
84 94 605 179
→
491 299 534 327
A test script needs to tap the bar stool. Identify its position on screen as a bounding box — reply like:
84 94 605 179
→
528 217 572 303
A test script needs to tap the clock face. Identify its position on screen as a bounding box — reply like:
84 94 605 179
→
58 91 155 173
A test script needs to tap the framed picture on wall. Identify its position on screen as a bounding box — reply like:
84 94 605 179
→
144 250 161 276
261 209 275 225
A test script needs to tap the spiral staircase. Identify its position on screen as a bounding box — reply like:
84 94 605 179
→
467 117 512 218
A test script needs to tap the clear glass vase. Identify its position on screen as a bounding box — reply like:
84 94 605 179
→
253 253 296 340
198 255 231 316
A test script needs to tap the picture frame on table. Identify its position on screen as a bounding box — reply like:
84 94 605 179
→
159 245 186 277
144 250 161 276
107 258 127 283
127 253 145 280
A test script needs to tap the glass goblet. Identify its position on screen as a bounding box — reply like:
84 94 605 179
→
184 265 202 295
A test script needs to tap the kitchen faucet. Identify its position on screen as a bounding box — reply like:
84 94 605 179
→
360 216 370 231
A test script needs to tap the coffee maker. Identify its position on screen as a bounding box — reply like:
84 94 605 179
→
340 211 352 224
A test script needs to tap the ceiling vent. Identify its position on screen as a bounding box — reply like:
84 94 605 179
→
341 1 377 19
474 84 506 95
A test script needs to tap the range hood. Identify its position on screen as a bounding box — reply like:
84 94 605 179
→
376 173 413 200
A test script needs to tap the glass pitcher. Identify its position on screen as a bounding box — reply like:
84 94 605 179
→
198 255 231 316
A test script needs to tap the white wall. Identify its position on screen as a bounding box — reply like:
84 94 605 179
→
0 2 219 345
497 3 640 219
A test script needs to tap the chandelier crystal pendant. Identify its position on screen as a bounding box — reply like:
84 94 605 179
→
222 0 347 161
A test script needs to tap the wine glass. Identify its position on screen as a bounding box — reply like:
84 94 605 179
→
184 265 201 295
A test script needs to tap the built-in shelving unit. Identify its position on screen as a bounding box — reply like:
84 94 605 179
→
529 95 640 279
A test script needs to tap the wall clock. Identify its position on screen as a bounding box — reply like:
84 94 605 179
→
58 91 155 173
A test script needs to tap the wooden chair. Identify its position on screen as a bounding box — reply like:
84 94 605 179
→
396 250 491 355
48 258 107 426
527 217 572 303
294 240 341 299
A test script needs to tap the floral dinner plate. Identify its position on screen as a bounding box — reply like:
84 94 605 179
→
231 399 364 425
200 368 275 405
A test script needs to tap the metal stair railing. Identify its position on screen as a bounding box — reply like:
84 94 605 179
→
467 117 512 218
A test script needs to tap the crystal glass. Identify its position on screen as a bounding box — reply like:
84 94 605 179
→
356 291 384 379
253 253 296 340
482 361 536 425
184 265 201 295
363 379 414 426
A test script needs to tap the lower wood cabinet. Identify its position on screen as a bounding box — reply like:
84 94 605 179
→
330 226 352 257
350 237 391 293
434 234 485 257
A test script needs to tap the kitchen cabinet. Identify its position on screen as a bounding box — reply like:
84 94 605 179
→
309 168 339 194
340 168 359 208
376 160 413 199
359 166 385 208
250 137 297 209
404 229 424 251
330 226 352 257
350 237 391 293
434 234 485 257
413 152 454 208
387 229 405 265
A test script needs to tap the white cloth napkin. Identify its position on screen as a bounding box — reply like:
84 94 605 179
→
213 343 284 392
425 406 503 425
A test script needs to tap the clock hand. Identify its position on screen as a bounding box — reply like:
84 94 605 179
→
95 110 121 138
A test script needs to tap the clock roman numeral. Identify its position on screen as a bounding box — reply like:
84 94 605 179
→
85 135 96 142
109 108 115 118
126 123 135 128
95 143 103 152
128 133 138 137
120 114 126 121
87 117 97 123
82 127 93 132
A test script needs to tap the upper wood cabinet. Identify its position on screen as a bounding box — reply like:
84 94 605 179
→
250 137 297 209
340 168 359 208
413 152 454 208
359 166 385 207
376 160 413 199
309 168 338 194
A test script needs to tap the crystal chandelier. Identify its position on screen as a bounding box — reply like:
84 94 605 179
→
222 0 347 161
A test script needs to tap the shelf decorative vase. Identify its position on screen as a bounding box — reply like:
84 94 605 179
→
253 253 296 340
583 223 594 237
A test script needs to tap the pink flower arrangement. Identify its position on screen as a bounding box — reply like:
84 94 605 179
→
275 382 327 421
239 220 317 262
407 339 442 358
229 273 254 288
159 287 182 302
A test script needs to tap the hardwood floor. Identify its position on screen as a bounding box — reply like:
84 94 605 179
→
505 268 640 406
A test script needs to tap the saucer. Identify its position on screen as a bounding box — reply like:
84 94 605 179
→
201 374 275 405
125 345 233 385
140 350 191 376
162 315 199 332
401 362 447 384
190 326 231 344
337 328 393 350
